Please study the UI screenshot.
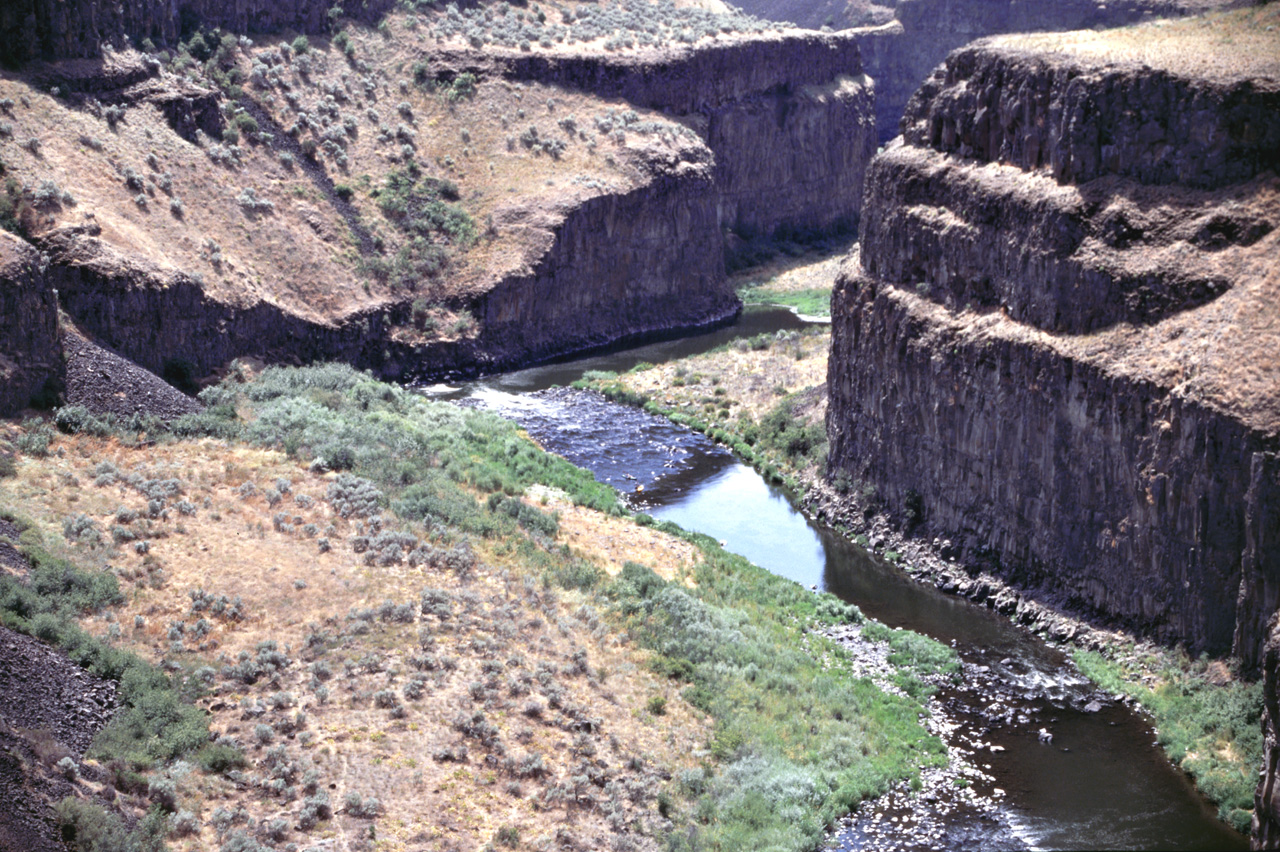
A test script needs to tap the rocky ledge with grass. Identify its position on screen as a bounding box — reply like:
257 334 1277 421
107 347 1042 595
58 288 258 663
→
0 1 876 395
822 7 1279 840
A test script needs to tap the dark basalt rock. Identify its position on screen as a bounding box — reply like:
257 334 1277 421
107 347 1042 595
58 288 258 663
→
846 0 1244 141
0 232 62 417
901 44 1280 190
827 41 1280 663
0 522 118 852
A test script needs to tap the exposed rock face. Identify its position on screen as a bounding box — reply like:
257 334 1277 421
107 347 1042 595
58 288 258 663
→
1257 612 1280 848
834 0 1244 139
0 232 62 416
903 44 1280 189
474 144 736 372
34 53 226 142
827 40 1280 665
432 31 878 241
40 226 408 381
42 138 735 385
0 0 395 65
708 72 874 240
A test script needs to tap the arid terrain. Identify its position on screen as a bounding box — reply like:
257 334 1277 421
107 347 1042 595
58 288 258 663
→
2 0 1279 849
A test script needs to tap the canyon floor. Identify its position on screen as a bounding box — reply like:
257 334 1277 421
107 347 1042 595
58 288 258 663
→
583 245 1265 834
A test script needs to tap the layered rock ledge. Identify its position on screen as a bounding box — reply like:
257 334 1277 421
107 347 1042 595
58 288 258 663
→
828 24 1280 665
846 0 1245 141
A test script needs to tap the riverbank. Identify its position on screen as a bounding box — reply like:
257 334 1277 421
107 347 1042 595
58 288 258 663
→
2 361 975 852
732 242 850 320
576 282 1261 834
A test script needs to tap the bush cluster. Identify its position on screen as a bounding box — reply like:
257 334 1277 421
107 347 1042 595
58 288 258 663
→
423 0 780 52
368 164 477 290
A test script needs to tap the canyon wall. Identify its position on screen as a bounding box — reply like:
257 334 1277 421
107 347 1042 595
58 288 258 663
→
827 40 1280 662
0 0 395 66
23 28 874 389
0 232 62 415
433 31 878 240
832 0 1244 139
472 145 736 373
41 136 734 384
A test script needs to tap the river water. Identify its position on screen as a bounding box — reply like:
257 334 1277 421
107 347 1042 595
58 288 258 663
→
426 306 1246 851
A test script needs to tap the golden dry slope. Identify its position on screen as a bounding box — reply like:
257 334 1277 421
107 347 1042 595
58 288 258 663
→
2 431 710 852
993 3 1280 81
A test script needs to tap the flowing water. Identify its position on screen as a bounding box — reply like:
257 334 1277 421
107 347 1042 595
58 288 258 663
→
425 306 1246 851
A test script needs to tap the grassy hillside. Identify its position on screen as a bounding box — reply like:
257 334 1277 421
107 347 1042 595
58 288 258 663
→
0 362 953 851
0 0 781 349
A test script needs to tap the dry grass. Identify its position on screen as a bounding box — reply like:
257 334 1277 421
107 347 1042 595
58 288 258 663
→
0 6 722 342
534 486 702 584
0 433 711 852
731 244 852 295
238 20 700 298
0 71 372 321
994 4 1280 82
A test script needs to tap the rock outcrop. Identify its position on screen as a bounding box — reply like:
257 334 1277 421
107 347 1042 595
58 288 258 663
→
0 521 118 852
0 232 62 416
1257 613 1280 848
827 33 1280 664
431 31 878 241
832 0 1245 140
472 141 736 373
0 0 396 66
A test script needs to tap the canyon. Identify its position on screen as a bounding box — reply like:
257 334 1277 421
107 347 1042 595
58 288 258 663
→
2 0 1280 848
0 20 875 394
820 15 1280 845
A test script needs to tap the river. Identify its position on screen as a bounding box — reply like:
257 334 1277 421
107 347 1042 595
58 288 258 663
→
425 306 1246 851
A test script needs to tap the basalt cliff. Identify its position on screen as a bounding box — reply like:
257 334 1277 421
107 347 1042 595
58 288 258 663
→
827 33 1280 663
733 0 1246 141
0 6 875 411
823 29 1280 842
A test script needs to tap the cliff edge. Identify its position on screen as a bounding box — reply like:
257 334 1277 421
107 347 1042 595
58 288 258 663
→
0 5 876 409
828 7 1280 670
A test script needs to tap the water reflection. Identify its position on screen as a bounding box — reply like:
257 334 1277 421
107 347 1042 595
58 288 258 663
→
427 308 1245 852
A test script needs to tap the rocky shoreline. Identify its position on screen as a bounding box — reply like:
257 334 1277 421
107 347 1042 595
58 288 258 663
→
805 480 1142 656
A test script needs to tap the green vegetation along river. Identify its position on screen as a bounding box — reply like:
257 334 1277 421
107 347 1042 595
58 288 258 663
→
432 306 1246 851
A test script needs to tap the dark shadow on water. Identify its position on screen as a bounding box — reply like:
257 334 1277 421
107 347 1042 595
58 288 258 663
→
440 309 1246 852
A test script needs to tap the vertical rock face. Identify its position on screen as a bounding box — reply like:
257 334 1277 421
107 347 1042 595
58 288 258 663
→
0 232 62 415
708 72 875 240
0 0 396 66
838 0 1244 140
40 227 410 381
827 38 1280 662
0 0 171 66
438 31 878 241
1259 609 1280 850
475 148 736 370
902 44 1280 189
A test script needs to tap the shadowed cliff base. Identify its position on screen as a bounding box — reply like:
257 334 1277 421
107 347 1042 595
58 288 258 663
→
0 6 875 406
828 7 1280 671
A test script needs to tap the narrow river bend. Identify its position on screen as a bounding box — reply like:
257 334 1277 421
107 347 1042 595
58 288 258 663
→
424 307 1245 852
